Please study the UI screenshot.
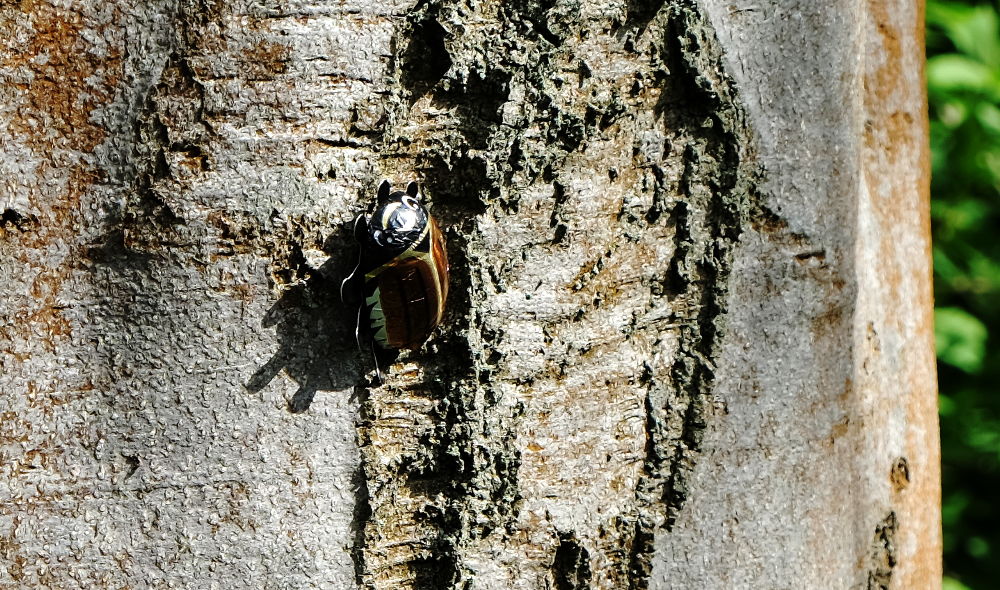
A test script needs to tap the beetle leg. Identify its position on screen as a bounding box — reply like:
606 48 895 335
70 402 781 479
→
352 212 369 243
371 345 383 384
376 179 391 202
353 305 364 355
340 215 367 306
340 267 359 305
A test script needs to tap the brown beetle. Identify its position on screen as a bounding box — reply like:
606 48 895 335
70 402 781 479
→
342 180 449 361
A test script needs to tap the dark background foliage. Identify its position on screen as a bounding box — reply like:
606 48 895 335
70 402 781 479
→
926 0 1000 587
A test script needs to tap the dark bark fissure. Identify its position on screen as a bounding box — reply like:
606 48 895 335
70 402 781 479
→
865 512 899 590
350 462 374 585
629 4 755 587
0 208 40 234
350 1 757 588
622 0 669 35
553 532 593 590
399 3 452 103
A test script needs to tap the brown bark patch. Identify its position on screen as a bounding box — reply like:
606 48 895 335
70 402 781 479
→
1 3 124 419
4 2 120 159
241 38 292 79
862 0 928 306
861 3 939 583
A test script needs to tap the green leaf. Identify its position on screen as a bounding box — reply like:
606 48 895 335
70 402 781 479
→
943 576 973 590
967 428 1000 455
927 3 1000 67
954 6 1000 68
927 1 974 31
935 307 989 373
942 490 971 527
975 102 1000 136
927 1 973 24
927 54 1000 99
966 536 990 559
934 247 965 285
932 198 993 235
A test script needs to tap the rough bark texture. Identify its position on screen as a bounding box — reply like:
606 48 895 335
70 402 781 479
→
0 0 938 589
651 1 940 588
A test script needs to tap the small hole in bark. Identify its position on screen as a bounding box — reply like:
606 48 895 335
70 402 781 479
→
123 454 140 478
890 457 910 491
1 208 40 233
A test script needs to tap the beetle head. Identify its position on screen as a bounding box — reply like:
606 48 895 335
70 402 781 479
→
369 181 428 250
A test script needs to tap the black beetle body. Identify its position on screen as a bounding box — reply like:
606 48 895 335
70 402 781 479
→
342 180 449 354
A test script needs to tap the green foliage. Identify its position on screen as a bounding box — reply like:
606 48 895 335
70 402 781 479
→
928 0 1000 587
935 307 988 373
944 577 974 590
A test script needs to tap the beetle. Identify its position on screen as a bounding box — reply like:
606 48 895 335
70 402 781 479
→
341 180 449 368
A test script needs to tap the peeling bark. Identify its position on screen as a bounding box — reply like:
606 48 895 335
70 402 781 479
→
0 0 938 589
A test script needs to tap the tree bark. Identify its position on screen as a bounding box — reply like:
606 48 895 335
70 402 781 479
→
0 0 939 589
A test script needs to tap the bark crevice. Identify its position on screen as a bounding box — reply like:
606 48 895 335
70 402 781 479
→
865 511 899 590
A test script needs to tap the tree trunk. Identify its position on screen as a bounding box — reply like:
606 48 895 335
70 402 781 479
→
0 0 939 588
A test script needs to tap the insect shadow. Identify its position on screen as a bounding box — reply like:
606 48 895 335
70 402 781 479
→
246 229 366 413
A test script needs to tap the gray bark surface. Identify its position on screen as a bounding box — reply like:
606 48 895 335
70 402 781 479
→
0 0 938 589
